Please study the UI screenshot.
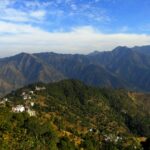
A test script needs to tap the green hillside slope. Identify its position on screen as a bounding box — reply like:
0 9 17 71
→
0 80 149 150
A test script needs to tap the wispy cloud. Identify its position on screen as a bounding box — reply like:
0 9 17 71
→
0 0 15 8
30 10 46 20
0 21 42 34
66 1 110 22
0 0 46 23
0 0 110 30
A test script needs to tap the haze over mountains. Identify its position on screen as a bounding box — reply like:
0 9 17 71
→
1 45 150 96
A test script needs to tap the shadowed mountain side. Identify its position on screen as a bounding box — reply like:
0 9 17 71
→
0 53 65 96
35 53 126 88
1 45 150 96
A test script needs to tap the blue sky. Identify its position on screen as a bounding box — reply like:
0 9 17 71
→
0 0 150 57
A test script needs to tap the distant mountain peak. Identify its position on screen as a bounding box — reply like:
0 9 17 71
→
12 52 42 63
113 46 131 52
12 52 32 59
88 50 101 56
111 46 133 57
16 52 31 57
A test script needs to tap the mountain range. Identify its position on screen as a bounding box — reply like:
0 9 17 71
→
1 45 150 96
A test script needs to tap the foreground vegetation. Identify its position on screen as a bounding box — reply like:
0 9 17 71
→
0 80 149 150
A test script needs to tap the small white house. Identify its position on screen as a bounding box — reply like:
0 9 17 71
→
3 98 8 102
35 86 46 91
27 109 36 116
30 102 34 107
30 91 34 94
21 92 26 96
12 105 25 113
89 128 93 132
114 136 120 143
23 95 28 100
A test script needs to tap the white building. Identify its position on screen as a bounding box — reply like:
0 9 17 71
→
27 109 36 116
30 102 34 107
23 95 28 100
30 91 34 94
89 128 93 132
3 98 8 102
12 105 25 113
21 92 26 96
35 86 46 91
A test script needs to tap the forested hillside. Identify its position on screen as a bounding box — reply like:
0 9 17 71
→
0 80 149 150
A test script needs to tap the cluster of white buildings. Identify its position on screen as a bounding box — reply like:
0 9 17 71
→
21 91 33 100
12 105 25 113
104 134 123 143
1 85 46 116
12 89 37 116
12 103 36 117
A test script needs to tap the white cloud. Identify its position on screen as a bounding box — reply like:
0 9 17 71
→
0 0 111 31
0 21 150 57
30 10 46 20
0 0 46 23
0 21 43 34
0 8 29 22
1 9 46 22
70 4 77 10
0 0 15 8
